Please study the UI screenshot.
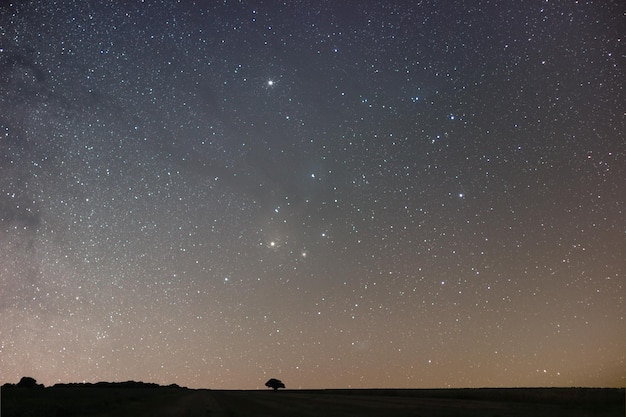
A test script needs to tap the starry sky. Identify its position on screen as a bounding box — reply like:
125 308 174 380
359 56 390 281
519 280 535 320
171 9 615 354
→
1 0 624 390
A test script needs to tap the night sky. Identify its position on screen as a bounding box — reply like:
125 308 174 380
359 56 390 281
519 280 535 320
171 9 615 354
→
1 1 624 389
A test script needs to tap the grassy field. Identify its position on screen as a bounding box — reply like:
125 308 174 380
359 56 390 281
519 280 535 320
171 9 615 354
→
2 385 624 416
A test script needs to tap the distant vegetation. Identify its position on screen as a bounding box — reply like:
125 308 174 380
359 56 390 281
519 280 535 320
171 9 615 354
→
265 378 286 390
15 376 44 388
2 377 189 417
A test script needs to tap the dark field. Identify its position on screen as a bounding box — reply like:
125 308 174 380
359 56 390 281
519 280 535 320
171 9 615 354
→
2 384 624 417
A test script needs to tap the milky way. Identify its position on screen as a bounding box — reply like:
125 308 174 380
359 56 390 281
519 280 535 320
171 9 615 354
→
1 1 624 389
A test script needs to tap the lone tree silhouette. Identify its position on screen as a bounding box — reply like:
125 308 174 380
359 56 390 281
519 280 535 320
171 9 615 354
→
265 378 285 391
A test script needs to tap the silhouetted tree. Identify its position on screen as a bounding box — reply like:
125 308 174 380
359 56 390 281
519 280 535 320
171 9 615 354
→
17 376 42 388
265 378 285 391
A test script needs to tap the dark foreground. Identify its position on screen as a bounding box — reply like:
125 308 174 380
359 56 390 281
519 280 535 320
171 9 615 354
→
2 384 624 417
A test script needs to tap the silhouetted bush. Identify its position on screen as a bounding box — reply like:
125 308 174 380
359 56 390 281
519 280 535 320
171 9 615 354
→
16 376 42 388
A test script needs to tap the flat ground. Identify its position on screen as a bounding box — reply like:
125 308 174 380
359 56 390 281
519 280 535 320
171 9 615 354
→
162 389 624 417
3 386 623 417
